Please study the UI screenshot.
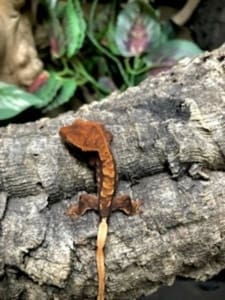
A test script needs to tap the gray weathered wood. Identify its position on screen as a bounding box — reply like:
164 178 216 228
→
1 45 225 299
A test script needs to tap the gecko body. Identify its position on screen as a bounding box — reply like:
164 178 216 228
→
60 119 142 300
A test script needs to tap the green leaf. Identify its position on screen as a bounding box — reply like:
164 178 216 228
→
161 20 176 40
145 39 203 66
0 82 43 120
115 1 162 57
44 78 77 112
43 0 66 58
63 0 86 58
50 15 66 58
162 39 203 60
34 72 62 108
104 21 120 55
48 0 58 10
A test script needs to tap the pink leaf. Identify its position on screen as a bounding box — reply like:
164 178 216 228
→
28 71 49 93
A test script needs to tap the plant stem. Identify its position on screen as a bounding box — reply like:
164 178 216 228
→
125 56 152 76
88 0 131 88
71 60 109 94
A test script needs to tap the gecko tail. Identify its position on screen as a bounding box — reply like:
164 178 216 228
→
96 217 108 300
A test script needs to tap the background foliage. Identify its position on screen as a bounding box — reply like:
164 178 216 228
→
0 0 202 121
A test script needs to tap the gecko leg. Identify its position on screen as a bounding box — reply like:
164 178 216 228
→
112 195 143 215
65 194 98 218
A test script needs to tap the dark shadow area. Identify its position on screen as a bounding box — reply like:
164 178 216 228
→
140 270 225 300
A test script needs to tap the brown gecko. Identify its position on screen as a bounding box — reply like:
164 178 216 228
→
59 119 142 300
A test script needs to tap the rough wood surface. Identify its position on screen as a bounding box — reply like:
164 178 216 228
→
1 45 225 300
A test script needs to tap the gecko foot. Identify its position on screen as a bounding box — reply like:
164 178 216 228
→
112 195 143 215
65 194 98 218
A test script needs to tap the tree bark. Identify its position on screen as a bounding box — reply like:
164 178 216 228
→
1 45 225 300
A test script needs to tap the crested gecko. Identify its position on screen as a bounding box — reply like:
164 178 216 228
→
59 119 142 300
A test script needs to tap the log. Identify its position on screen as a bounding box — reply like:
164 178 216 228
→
1 45 225 299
